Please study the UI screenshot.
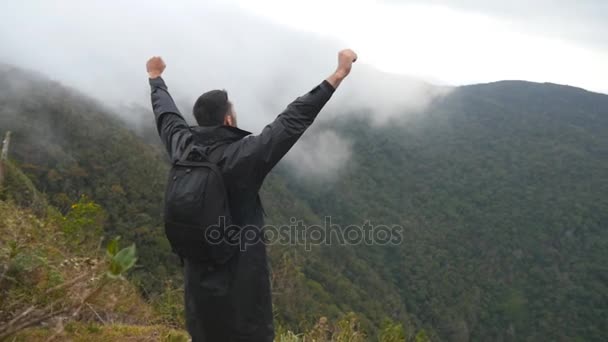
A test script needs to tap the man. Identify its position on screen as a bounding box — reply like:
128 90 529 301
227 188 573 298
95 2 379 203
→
146 49 357 341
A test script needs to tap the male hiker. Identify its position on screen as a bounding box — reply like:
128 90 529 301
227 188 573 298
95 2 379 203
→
146 49 357 341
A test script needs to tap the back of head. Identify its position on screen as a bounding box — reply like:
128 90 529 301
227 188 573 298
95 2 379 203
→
193 89 230 126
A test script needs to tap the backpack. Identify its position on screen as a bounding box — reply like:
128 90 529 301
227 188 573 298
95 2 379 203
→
163 142 236 264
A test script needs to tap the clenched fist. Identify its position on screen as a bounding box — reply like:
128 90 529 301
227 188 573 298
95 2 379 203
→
325 49 357 89
146 56 166 79
336 49 357 78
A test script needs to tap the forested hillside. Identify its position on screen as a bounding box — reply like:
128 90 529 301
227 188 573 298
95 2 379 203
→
283 81 608 341
1 64 607 341
0 159 411 341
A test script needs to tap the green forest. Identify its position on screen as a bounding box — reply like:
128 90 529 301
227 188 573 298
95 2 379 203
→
1 65 607 341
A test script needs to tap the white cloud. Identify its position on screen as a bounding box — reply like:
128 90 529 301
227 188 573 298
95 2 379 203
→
284 129 353 181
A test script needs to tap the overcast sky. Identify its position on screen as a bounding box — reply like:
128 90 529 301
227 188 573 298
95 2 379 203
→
1 0 606 179
238 0 608 90
1 0 606 107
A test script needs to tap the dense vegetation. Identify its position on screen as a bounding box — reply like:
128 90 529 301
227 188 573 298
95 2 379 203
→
1 160 406 341
283 81 608 341
0 160 188 340
1 65 607 341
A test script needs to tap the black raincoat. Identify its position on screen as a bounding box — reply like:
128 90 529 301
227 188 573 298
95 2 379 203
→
149 77 335 341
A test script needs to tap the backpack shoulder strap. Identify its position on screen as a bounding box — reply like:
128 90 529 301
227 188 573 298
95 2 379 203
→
178 143 196 163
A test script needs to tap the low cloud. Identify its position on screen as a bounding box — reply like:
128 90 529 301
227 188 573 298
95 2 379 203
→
284 130 353 181
326 65 452 126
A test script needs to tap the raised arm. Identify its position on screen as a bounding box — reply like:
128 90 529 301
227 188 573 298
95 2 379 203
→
147 56 191 163
223 49 357 188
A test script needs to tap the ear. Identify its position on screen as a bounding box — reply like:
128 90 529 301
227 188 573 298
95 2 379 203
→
224 114 233 127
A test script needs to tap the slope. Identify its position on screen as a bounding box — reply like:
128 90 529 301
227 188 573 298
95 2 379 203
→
282 80 608 341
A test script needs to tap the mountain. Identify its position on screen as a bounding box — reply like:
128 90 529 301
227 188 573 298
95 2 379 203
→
1 64 607 341
281 80 608 341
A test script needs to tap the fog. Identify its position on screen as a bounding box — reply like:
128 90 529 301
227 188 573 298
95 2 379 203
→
0 0 448 177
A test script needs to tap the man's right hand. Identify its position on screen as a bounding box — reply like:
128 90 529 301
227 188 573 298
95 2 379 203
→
146 56 166 79
336 49 358 79
326 49 357 89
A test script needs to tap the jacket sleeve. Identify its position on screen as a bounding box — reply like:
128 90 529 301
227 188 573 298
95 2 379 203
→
224 80 335 188
149 77 191 163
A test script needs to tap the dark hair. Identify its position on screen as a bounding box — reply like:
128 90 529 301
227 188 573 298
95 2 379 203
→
192 89 230 126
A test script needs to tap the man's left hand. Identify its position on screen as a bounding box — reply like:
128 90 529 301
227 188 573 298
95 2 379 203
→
146 56 166 79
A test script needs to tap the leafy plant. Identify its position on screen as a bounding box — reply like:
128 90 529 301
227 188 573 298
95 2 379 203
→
106 237 137 279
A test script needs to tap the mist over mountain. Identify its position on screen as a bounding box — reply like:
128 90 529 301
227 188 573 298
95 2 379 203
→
0 0 448 134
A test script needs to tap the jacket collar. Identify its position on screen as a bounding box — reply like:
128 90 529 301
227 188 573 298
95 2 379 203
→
190 125 251 145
